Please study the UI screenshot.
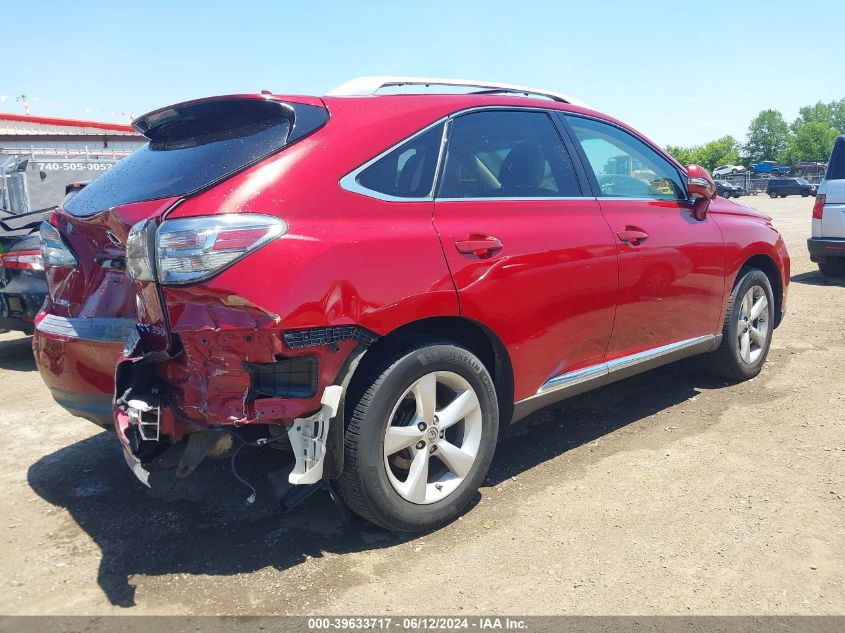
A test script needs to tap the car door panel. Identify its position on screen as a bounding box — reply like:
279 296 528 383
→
432 109 619 402
596 198 725 359
561 113 726 359
435 199 618 401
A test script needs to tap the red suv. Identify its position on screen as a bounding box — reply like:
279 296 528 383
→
34 77 790 532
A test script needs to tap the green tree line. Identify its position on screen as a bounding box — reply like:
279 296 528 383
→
666 99 844 172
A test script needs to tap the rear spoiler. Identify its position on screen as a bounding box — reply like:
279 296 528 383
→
132 95 328 145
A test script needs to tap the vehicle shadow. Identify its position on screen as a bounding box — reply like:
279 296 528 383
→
487 357 722 484
0 334 35 371
791 270 845 287
27 358 724 608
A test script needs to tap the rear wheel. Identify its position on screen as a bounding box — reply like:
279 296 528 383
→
769 192 778 198
819 260 845 276
801 189 810 197
338 339 499 532
703 268 775 382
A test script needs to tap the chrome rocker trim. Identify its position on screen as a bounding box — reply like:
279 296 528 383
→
511 335 720 422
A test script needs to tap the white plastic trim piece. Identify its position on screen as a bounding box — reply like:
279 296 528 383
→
287 385 343 485
327 76 587 107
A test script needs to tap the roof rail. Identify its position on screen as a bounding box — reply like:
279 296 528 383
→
327 76 586 107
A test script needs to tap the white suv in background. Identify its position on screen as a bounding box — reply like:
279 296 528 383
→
808 136 845 276
713 164 746 177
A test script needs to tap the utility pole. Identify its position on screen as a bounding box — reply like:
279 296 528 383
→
16 95 30 115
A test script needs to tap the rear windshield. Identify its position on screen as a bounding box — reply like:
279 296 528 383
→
64 99 323 217
827 136 845 181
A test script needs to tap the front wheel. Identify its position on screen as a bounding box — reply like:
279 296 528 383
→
769 192 778 198
338 339 499 532
703 268 775 382
801 190 810 197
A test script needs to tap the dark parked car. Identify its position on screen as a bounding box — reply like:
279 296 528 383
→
0 210 50 334
767 178 818 198
715 180 744 198
0 183 90 334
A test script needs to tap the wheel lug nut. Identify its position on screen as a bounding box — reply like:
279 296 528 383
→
432 415 439 426
417 422 426 431
429 445 437 453
439 431 445 438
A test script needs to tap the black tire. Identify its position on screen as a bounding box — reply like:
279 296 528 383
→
819 260 845 276
338 338 499 532
732 168 739 175
703 268 775 382
801 189 810 197
769 192 778 198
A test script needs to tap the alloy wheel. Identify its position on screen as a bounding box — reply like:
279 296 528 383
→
383 371 483 505
737 285 769 364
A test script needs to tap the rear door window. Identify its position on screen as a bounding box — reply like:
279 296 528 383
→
65 99 326 217
437 110 580 199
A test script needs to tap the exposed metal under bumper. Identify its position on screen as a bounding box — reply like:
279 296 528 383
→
512 335 720 422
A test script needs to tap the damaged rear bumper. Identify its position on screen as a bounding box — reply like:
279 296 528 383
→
112 319 375 488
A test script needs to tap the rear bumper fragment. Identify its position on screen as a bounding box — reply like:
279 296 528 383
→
48 387 114 427
807 237 845 262
33 314 136 425
35 315 137 342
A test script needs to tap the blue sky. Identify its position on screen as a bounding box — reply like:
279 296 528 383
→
2 0 842 148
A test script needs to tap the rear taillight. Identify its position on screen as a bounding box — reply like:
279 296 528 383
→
1 250 43 271
812 194 826 220
126 214 287 285
39 222 78 268
125 220 157 282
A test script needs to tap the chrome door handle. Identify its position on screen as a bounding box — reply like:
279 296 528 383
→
455 237 504 257
616 228 649 246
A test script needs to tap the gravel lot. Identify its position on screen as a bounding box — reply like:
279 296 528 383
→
0 195 842 616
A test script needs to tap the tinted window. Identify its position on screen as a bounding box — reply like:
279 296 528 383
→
356 124 444 198
565 115 685 200
438 110 580 199
64 100 324 217
827 137 845 180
